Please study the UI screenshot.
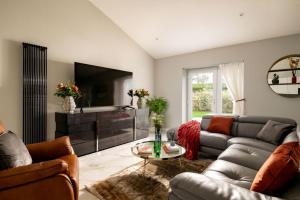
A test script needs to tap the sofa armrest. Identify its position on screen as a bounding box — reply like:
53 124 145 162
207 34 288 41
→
170 172 282 200
0 159 68 190
26 136 74 162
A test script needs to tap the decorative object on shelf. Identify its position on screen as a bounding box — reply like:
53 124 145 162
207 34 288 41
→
267 54 300 96
54 82 80 113
127 89 134 106
146 97 168 157
272 73 279 84
289 57 299 70
292 71 297 84
134 89 150 109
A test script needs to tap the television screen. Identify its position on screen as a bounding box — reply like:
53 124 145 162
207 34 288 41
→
74 62 133 107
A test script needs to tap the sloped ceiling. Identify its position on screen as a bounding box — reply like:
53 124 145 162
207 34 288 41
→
90 0 300 58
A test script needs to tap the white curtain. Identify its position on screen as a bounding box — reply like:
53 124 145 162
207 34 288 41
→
219 62 245 115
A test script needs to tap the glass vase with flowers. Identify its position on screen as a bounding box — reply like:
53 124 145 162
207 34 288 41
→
54 82 80 113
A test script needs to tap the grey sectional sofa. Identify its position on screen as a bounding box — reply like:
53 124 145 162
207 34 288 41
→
167 115 300 200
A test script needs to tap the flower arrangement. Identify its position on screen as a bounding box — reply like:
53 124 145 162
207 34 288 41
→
134 89 149 98
54 82 80 99
146 97 168 129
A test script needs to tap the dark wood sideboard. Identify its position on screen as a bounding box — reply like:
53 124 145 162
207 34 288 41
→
55 108 149 156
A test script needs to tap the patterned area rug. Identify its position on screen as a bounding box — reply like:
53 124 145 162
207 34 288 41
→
85 158 213 200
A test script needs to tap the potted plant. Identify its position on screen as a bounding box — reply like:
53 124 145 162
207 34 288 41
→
54 82 80 113
146 97 168 156
134 89 150 109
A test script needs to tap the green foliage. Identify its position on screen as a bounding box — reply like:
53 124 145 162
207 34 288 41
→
193 91 212 112
192 86 233 114
222 90 233 113
146 97 168 128
192 111 210 118
146 97 168 115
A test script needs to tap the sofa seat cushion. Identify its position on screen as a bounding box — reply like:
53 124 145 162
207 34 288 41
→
218 144 271 170
227 137 276 152
200 131 232 150
203 160 257 189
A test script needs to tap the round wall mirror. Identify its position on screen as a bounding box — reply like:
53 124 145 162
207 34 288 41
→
267 54 300 96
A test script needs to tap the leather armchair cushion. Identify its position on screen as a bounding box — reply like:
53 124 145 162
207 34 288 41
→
218 144 271 170
170 172 283 200
0 131 32 170
0 159 68 190
200 131 231 150
227 137 276 152
26 136 74 162
203 160 257 189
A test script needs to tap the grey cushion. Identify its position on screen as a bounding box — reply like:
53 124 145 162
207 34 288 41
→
0 131 32 170
170 172 283 200
218 144 271 170
256 120 295 145
203 160 257 189
236 116 297 138
227 137 276 152
200 130 231 150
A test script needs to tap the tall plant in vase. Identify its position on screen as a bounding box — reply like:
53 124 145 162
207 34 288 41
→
146 97 168 157
134 89 149 109
54 82 80 113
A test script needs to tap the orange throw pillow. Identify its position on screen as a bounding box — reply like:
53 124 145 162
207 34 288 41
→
207 116 234 135
251 142 300 195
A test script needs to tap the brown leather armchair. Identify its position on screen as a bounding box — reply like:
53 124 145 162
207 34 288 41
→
0 136 79 200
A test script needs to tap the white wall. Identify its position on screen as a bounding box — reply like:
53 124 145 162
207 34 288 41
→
0 0 154 139
155 34 300 127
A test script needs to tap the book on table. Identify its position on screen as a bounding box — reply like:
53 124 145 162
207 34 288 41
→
163 143 179 154
137 144 152 155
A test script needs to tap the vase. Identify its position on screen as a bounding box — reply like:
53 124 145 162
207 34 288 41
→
137 97 143 109
154 126 161 158
62 96 76 113
292 75 297 84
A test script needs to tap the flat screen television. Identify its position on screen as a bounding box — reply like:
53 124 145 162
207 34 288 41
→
74 62 133 107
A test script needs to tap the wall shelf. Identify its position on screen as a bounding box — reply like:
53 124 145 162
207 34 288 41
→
268 68 300 73
269 83 300 85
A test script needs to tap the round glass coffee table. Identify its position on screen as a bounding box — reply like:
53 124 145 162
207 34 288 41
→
131 141 186 174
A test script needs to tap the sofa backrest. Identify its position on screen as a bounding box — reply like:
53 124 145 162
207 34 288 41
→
201 115 297 139
235 116 297 138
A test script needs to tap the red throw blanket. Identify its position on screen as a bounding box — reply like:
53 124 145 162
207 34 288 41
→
176 120 200 160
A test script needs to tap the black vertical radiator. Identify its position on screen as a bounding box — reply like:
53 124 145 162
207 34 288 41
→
23 43 47 144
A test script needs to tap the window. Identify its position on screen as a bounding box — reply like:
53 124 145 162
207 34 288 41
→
187 67 233 120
